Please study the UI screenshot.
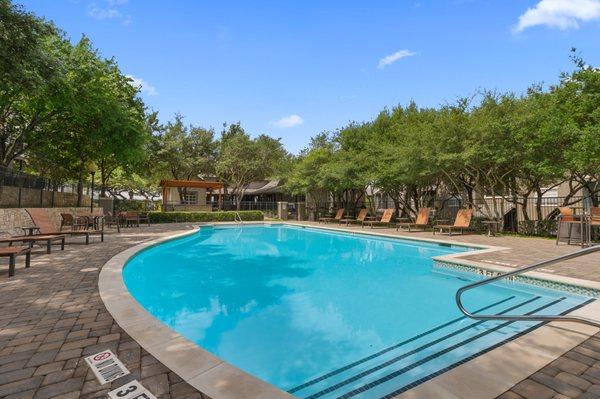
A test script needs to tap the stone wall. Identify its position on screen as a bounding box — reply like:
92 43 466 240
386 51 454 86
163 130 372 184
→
0 207 102 235
0 186 90 208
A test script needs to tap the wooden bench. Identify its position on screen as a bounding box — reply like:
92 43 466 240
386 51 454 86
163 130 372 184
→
0 246 32 277
1 234 66 254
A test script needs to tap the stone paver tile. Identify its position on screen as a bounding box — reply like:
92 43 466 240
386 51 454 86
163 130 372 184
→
0 376 43 397
142 373 169 396
551 357 590 375
0 360 28 374
41 369 74 386
532 372 584 397
60 337 97 352
25 350 60 368
33 362 64 377
0 367 36 385
509 379 557 399
555 371 593 391
54 348 82 362
32 377 84 399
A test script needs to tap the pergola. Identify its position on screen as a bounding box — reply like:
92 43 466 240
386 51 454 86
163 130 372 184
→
159 179 224 211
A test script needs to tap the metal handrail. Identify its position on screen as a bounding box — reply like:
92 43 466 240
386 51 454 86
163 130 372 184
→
455 245 600 327
234 211 243 224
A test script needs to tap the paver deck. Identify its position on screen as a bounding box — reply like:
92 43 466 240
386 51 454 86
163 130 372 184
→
0 222 597 399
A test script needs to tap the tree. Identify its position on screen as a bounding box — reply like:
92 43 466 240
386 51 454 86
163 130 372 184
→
27 36 149 205
216 123 288 210
0 0 67 166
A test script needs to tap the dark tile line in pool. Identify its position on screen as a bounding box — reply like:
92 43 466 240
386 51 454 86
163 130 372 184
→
333 296 570 399
376 297 596 399
288 296 516 394
434 260 600 298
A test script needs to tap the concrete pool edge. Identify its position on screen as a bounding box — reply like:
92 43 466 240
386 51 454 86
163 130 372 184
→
98 223 599 399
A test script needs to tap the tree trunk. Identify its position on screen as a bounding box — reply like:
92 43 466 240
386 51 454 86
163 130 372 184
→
535 187 543 223
76 164 84 207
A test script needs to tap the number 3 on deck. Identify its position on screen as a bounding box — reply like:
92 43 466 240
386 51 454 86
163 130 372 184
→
108 380 157 399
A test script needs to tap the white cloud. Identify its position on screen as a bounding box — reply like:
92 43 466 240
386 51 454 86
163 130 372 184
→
126 75 158 96
270 114 304 128
377 49 415 69
514 0 600 32
107 0 128 5
88 7 121 19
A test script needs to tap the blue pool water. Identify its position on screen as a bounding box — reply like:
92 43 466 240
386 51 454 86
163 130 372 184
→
123 225 592 399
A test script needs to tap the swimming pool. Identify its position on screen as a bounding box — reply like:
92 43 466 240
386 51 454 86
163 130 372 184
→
123 224 593 399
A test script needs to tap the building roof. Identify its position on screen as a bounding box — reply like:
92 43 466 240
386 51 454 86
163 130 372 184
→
159 179 224 189
245 179 282 195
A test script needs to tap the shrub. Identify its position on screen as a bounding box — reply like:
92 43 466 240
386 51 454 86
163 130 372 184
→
114 199 160 212
517 220 557 236
148 210 264 223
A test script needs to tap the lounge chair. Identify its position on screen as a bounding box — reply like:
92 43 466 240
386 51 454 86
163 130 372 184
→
0 246 31 277
26 208 104 244
364 209 395 229
433 209 473 235
318 208 344 224
591 207 600 227
339 209 368 226
0 231 66 254
397 208 430 232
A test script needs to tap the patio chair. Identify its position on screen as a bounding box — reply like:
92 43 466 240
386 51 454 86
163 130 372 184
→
60 213 88 231
318 208 344 224
26 208 104 245
339 208 368 226
0 246 31 277
103 211 121 232
121 211 141 227
363 209 395 229
433 209 473 236
0 231 66 254
397 208 430 232
139 212 150 226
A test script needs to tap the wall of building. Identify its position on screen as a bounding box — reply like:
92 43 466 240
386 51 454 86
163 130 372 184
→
166 187 207 206
0 207 101 236
0 186 90 208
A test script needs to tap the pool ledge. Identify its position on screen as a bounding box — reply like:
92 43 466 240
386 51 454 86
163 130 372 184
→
99 228 295 399
288 222 600 295
99 223 600 399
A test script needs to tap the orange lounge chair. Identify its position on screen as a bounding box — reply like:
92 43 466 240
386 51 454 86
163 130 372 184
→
26 208 104 245
397 208 430 232
433 209 473 235
339 208 368 226
591 207 600 227
0 246 31 277
364 209 395 229
319 208 344 224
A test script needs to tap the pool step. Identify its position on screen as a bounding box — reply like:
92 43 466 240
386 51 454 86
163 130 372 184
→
290 296 593 399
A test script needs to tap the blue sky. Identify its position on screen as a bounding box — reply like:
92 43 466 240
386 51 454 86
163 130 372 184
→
18 0 600 153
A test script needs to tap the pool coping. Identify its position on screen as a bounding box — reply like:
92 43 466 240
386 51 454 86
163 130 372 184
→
98 222 600 399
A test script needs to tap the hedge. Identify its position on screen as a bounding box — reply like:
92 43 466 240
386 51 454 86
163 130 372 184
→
148 210 264 223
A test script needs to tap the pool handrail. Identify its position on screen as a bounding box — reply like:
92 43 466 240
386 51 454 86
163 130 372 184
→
455 245 600 327
234 211 243 224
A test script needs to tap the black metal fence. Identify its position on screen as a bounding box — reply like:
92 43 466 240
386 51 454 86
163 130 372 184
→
214 201 278 212
0 166 89 208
